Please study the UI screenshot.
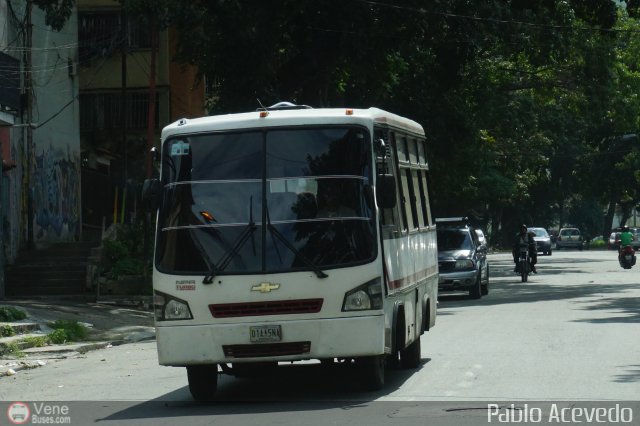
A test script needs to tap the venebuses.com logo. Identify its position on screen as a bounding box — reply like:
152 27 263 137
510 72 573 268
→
7 402 30 425
6 401 71 424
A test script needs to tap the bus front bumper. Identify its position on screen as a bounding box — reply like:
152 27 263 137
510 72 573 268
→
156 315 385 366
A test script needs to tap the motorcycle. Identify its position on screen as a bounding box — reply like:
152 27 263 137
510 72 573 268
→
518 242 530 282
618 245 636 269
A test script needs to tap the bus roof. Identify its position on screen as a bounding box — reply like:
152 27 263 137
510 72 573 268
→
161 107 425 141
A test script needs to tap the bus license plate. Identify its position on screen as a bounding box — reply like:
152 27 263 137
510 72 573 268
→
250 325 282 343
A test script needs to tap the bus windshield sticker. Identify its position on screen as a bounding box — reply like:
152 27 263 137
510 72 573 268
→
171 140 190 156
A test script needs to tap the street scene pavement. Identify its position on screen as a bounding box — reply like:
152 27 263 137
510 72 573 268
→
0 250 638 425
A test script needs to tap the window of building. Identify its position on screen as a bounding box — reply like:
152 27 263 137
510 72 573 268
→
79 12 152 64
80 92 158 130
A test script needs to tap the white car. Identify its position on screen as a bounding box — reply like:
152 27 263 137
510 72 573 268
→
556 227 583 250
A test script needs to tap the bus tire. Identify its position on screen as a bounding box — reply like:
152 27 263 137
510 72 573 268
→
187 364 218 401
358 355 385 391
400 336 421 369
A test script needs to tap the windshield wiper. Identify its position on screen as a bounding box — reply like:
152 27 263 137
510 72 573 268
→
266 206 328 279
203 197 257 284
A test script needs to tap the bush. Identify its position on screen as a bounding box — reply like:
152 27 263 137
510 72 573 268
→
0 306 27 322
103 239 129 263
1 325 15 337
48 329 68 344
22 336 49 347
48 320 88 342
102 223 151 279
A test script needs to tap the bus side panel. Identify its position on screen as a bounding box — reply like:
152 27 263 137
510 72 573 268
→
382 227 437 351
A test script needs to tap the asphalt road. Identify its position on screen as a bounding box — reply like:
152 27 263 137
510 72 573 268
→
1 249 639 425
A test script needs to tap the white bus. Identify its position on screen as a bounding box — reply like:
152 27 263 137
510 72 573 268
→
143 102 438 400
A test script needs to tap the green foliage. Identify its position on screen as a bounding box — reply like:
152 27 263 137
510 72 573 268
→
33 0 75 31
47 320 88 343
48 329 68 345
107 257 146 280
0 307 27 322
162 1 640 247
2 342 24 357
102 223 150 280
103 239 129 263
0 325 15 337
22 336 49 348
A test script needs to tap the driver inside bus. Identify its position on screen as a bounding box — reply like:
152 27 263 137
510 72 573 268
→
316 183 356 219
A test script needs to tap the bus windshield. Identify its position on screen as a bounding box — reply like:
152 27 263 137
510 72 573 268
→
156 126 376 275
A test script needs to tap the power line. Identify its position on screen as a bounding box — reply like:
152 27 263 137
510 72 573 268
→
354 0 640 34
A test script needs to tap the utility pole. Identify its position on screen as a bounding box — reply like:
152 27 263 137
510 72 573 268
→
24 0 34 250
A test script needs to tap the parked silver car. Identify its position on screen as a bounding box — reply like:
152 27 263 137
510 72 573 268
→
556 227 583 250
528 227 552 255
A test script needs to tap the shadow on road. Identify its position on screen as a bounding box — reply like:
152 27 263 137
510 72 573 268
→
438 258 640 324
99 359 433 420
488 257 607 278
571 296 640 324
612 365 640 383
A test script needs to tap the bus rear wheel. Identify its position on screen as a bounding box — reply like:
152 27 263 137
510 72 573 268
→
187 364 218 401
357 355 385 391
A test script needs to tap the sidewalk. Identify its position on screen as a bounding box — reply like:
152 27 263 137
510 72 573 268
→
0 298 155 376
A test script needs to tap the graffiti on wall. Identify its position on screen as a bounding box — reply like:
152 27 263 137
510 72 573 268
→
32 143 80 240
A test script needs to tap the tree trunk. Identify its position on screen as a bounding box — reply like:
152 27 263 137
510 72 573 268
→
603 201 616 237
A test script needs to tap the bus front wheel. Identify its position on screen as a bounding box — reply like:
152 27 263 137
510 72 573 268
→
358 355 385 391
187 364 218 401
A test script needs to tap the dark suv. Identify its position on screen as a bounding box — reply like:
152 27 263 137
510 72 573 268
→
436 217 489 299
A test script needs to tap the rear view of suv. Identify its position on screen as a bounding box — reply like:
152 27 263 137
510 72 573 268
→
556 227 583 250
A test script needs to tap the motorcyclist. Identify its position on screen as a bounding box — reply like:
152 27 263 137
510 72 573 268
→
512 224 537 274
619 226 634 253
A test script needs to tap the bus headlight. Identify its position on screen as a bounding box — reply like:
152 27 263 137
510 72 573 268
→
342 278 383 311
154 291 193 321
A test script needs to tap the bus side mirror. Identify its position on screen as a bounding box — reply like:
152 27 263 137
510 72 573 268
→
142 178 162 212
376 174 396 209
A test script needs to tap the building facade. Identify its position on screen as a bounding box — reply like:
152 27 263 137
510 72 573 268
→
1 0 205 265
1 0 81 263
77 0 205 239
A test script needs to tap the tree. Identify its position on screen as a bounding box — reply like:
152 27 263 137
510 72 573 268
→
163 0 640 246
32 0 75 31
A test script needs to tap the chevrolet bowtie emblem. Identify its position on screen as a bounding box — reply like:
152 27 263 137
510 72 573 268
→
251 282 281 293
